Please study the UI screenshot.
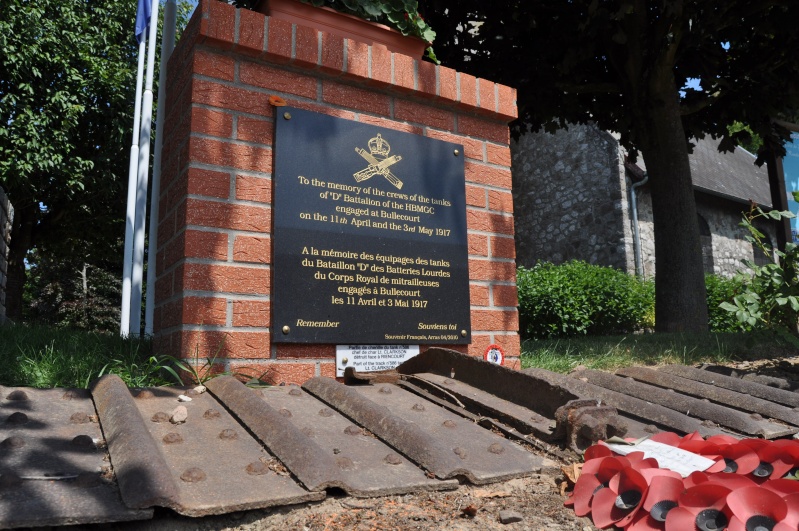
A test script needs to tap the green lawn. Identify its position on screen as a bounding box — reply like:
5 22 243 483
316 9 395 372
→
0 323 174 388
521 331 798 373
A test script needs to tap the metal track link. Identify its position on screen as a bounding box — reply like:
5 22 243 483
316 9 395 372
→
94 375 322 516
617 366 799 429
303 377 543 484
523 368 718 437
208 377 458 496
659 364 799 408
578 369 796 438
1 384 152 528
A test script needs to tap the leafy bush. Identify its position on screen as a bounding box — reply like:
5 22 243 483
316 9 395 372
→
517 261 654 340
705 274 750 332
23 250 121 334
720 203 799 335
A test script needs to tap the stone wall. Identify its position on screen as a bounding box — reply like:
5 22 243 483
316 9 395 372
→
0 186 12 322
512 124 776 279
511 124 634 272
154 0 520 383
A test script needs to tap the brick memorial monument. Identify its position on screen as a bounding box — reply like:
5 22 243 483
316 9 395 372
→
154 0 520 384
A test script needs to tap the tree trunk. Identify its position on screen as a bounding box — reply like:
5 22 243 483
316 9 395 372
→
5 201 37 321
637 65 709 333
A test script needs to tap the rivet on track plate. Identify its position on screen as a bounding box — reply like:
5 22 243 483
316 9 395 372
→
163 433 184 444
246 461 269 475
488 443 505 455
1 436 25 449
71 435 95 449
7 412 28 425
412 403 425 412
289 388 302 396
6 390 28 401
385 454 402 465
203 409 221 420
336 457 355 470
180 468 207 483
62 389 86 400
70 412 91 424
219 429 238 440
279 408 292 418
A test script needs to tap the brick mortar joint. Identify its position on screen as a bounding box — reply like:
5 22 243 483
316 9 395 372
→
184 5 517 121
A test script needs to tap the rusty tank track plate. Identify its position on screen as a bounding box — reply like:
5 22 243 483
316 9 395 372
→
0 385 152 529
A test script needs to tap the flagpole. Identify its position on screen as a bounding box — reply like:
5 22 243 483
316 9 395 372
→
121 38 147 337
145 0 177 336
130 0 161 335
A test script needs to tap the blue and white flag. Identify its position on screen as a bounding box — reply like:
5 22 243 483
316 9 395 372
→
135 0 152 44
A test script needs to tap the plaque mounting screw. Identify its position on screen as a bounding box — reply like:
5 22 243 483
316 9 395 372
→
460 330 467 337
282 325 290 335
342 357 349 364
283 112 292 120
453 149 460 156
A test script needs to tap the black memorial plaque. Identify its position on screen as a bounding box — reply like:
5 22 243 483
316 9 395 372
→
272 107 470 344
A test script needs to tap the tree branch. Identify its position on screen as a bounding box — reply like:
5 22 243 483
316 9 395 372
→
679 91 721 116
554 82 622 95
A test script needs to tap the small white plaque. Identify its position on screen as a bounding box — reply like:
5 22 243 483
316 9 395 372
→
336 345 420 377
603 439 716 477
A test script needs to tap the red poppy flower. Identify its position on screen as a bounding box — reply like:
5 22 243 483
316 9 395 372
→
726 485 787 531
628 475 685 531
591 466 649 529
664 483 732 531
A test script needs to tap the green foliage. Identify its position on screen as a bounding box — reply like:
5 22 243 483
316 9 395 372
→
720 203 799 335
424 0 799 333
516 261 654 340
23 249 121 333
705 274 751 333
0 0 194 320
0 323 172 388
161 341 230 386
232 0 436 60
727 122 763 155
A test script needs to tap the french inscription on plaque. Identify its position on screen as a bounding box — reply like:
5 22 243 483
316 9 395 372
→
272 107 470 344
336 345 420 377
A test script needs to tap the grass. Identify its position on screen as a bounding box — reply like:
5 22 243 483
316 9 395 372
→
521 331 799 373
4 323 798 389
0 323 176 389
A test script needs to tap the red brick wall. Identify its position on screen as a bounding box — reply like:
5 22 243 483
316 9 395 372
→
155 0 520 384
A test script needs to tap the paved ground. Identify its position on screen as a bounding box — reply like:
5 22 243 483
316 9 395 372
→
109 468 597 531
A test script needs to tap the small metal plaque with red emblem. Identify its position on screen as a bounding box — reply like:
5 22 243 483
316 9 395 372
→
484 344 505 365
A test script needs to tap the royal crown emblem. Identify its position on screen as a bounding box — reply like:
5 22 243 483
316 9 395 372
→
354 133 403 189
